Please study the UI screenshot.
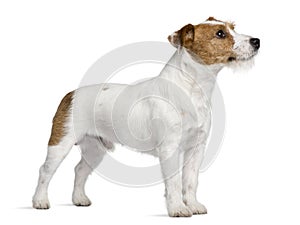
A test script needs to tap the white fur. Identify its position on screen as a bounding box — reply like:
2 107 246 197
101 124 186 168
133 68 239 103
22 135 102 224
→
33 25 257 216
229 29 258 61
201 20 225 26
32 122 75 209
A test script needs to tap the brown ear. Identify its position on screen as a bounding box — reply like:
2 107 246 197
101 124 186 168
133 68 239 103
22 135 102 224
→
168 24 194 48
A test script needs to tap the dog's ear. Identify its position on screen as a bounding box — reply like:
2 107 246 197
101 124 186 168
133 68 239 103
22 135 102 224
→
168 24 194 48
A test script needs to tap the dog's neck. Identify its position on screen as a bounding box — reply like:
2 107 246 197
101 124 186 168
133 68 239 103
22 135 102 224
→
159 48 224 99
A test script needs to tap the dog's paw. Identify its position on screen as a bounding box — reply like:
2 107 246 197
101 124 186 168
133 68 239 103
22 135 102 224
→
186 201 207 215
168 204 193 217
72 194 92 207
32 198 50 209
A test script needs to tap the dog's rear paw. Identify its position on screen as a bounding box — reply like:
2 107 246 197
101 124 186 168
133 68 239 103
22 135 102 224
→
186 201 207 215
72 194 92 207
32 199 50 209
168 204 193 217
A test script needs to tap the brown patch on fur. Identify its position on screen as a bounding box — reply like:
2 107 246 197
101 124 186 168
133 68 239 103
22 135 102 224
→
168 24 194 48
206 17 221 22
48 91 74 146
189 23 235 64
206 17 235 30
168 19 236 65
226 22 235 30
207 17 216 21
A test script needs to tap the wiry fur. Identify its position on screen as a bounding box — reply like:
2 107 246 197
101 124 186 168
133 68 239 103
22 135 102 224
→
33 17 259 217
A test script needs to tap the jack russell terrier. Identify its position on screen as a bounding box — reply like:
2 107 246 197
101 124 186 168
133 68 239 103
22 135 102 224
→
33 17 260 217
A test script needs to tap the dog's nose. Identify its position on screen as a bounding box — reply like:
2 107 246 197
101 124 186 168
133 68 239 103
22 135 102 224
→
250 38 260 50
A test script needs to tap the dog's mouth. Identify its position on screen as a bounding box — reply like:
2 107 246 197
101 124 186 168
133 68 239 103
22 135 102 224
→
228 57 236 62
227 51 258 63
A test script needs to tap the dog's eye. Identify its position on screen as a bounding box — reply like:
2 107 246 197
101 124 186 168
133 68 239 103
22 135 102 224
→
216 30 226 38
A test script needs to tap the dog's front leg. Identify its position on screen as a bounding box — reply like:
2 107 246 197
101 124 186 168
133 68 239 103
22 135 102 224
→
182 143 207 214
159 146 192 217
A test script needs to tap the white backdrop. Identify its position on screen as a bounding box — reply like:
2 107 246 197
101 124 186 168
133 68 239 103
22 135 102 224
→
1 0 299 224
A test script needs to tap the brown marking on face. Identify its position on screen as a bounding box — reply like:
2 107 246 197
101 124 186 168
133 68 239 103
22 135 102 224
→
191 23 235 64
48 91 74 146
226 22 235 30
168 18 236 65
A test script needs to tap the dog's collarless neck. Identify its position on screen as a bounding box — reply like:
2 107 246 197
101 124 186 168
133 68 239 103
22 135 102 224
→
159 48 223 99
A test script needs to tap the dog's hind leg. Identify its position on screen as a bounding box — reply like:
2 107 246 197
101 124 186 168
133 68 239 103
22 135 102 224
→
32 132 76 209
33 91 76 209
72 135 109 206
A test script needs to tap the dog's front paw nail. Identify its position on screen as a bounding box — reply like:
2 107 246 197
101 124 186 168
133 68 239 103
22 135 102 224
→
168 204 193 217
72 194 92 207
32 199 50 209
186 202 207 215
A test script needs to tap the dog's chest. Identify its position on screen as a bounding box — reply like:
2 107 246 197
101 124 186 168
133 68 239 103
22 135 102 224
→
180 89 211 136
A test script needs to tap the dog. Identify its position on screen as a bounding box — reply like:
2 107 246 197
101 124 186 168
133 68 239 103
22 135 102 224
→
33 17 260 217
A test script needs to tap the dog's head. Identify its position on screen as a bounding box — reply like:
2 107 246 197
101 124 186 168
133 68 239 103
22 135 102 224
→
168 17 260 66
